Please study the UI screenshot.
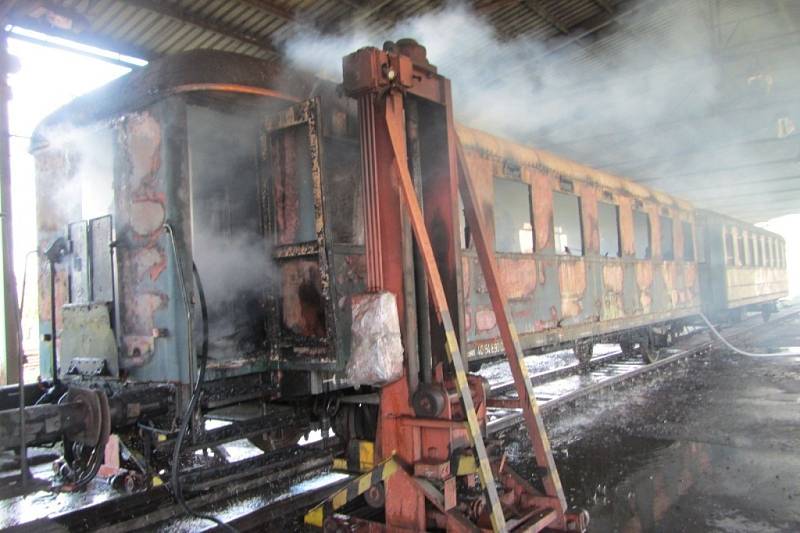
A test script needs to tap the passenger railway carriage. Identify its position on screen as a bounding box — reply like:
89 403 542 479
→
696 209 788 322
457 126 702 365
10 47 788 470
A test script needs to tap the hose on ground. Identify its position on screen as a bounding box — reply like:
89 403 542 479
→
698 311 800 358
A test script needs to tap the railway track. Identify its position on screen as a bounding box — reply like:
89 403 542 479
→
6 308 796 532
198 308 800 531
486 307 799 436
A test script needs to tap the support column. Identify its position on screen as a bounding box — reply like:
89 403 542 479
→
0 31 21 385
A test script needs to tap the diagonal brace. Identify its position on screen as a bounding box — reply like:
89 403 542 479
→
454 136 569 527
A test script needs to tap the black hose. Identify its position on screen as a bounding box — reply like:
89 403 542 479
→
169 262 237 532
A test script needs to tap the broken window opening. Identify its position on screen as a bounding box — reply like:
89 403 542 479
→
553 191 583 256
724 229 735 266
493 178 533 254
660 215 674 261
682 221 695 261
598 201 621 258
634 210 651 259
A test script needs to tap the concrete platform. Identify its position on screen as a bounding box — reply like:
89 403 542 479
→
542 313 800 532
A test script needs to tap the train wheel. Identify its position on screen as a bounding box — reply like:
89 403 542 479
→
620 339 636 358
639 336 659 364
620 334 659 364
573 340 594 370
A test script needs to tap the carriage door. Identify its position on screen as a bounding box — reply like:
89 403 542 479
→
262 99 334 366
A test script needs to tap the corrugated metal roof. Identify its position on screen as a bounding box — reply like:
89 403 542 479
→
7 0 613 62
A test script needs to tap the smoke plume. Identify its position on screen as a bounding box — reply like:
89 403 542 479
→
280 1 720 160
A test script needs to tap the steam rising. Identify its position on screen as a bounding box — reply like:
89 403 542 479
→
281 1 799 293
193 230 272 308
281 1 719 153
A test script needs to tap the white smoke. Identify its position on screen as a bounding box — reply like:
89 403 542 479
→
280 1 721 157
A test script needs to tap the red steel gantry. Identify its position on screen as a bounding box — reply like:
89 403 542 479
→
306 40 588 533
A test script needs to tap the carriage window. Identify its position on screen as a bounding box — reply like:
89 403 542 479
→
736 230 745 266
660 215 674 260
553 191 583 256
724 229 734 266
773 239 780 267
493 178 533 253
753 235 761 266
270 124 316 245
747 234 756 266
696 223 706 262
682 221 695 261
598 202 621 257
764 238 772 266
634 211 651 259
781 242 787 267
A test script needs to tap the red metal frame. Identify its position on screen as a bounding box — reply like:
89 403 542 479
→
337 41 587 532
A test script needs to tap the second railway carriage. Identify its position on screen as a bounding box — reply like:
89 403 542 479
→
696 209 788 322
457 127 701 365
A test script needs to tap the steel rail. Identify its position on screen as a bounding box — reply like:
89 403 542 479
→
489 349 627 396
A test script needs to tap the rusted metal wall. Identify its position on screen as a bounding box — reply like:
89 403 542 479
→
457 126 701 360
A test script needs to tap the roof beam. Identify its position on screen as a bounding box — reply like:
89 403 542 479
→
235 0 296 22
7 3 154 60
522 0 570 34
590 0 614 14
121 0 279 55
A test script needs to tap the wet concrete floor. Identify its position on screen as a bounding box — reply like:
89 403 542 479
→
530 315 800 532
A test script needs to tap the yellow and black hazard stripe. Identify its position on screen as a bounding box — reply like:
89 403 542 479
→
333 439 375 473
441 314 507 532
304 456 399 528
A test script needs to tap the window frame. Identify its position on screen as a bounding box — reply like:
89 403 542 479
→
681 220 695 261
736 228 745 266
552 190 584 257
597 201 622 258
633 209 652 260
753 234 761 266
724 228 735 266
492 177 534 255
765 237 773 267
659 215 675 261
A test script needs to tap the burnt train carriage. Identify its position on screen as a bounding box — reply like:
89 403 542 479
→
31 50 367 409
458 127 700 363
696 209 788 321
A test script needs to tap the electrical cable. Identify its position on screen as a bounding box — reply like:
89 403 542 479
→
698 311 800 357
170 261 237 532
164 223 237 532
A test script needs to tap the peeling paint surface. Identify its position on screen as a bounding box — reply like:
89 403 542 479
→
459 131 702 360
